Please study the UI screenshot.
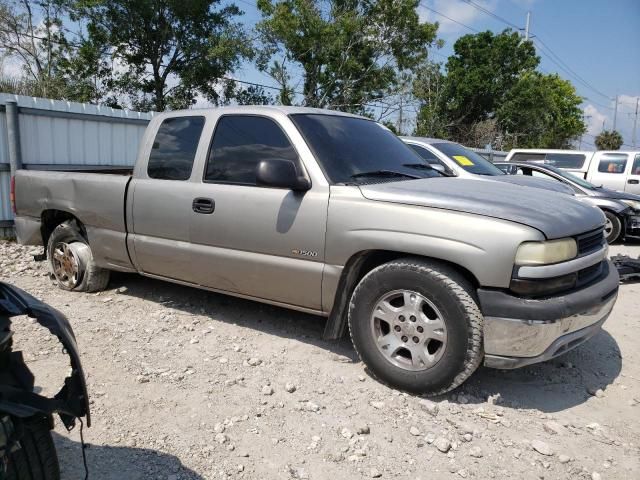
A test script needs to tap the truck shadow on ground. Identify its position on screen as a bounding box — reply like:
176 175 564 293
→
53 432 204 480
110 272 621 414
449 328 622 413
110 272 359 362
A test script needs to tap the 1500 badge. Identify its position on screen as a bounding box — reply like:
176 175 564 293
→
292 249 318 257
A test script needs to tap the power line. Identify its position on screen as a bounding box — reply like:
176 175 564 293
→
462 0 521 30
419 3 480 33
460 1 614 101
534 37 612 100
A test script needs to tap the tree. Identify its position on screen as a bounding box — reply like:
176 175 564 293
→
413 60 447 138
441 29 539 143
0 0 77 98
256 0 437 114
234 84 274 105
497 72 585 149
595 130 623 150
68 0 251 111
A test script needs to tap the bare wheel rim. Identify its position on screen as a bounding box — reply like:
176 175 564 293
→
370 289 448 372
604 217 613 237
51 241 86 288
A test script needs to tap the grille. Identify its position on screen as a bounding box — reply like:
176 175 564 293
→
577 228 605 256
576 261 604 288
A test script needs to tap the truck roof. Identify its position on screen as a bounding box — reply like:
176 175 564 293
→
155 105 369 120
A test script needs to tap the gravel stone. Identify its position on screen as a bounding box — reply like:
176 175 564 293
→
531 440 553 456
434 437 452 453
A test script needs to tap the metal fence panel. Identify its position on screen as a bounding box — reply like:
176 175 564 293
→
0 93 154 224
0 170 10 222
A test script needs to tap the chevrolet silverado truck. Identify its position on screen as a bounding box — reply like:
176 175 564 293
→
12 106 619 395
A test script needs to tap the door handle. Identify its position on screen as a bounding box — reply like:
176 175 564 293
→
628 179 639 184
192 197 215 214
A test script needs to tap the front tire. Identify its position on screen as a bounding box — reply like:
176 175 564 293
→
47 220 110 292
348 258 483 395
603 211 622 244
5 415 60 480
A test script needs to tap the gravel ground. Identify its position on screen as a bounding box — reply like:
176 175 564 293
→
1 239 639 480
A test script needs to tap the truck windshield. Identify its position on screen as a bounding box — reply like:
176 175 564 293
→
431 143 505 176
289 114 441 184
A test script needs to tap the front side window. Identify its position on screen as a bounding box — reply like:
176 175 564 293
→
290 114 440 184
205 115 299 185
147 116 205 180
632 154 640 175
597 154 628 174
407 144 441 165
432 142 504 176
544 153 586 169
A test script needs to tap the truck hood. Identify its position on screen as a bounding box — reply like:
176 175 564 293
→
486 175 575 195
359 177 604 239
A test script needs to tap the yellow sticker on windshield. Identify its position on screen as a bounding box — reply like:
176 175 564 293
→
453 155 474 166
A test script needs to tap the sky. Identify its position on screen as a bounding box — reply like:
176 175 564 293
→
230 0 640 149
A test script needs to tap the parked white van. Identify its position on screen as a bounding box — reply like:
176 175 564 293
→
504 149 640 195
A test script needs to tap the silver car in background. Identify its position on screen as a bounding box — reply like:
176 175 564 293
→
401 137 575 195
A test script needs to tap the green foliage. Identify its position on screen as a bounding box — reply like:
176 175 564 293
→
234 84 274 105
443 30 538 131
414 29 586 149
595 130 623 150
498 72 585 149
67 0 251 111
256 0 437 114
413 60 447 138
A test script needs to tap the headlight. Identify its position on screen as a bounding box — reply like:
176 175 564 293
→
515 238 578 266
620 199 640 211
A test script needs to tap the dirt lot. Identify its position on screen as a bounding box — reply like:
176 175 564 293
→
1 239 639 480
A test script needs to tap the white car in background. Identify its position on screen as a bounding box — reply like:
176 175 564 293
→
400 137 575 195
504 149 640 194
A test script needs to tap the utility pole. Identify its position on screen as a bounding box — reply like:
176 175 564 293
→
524 11 531 40
613 94 619 131
579 112 592 149
633 97 639 148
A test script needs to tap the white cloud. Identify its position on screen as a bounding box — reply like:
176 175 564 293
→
418 0 498 35
583 94 639 148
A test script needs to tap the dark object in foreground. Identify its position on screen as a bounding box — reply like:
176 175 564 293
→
0 282 90 479
612 254 640 281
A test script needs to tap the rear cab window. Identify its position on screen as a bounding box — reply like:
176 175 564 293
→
147 116 205 180
205 115 300 186
597 153 628 174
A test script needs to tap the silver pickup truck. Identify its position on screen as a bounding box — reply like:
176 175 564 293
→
12 106 619 395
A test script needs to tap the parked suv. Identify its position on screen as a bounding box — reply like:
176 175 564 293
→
12 107 618 394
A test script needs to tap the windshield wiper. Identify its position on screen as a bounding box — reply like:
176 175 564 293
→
402 163 433 170
350 170 420 180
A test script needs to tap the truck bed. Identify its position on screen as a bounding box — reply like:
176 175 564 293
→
14 170 134 271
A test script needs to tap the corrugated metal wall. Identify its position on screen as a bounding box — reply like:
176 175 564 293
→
0 94 154 227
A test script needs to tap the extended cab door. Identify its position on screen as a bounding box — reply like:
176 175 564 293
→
187 114 328 310
129 114 207 282
625 154 640 194
588 152 630 191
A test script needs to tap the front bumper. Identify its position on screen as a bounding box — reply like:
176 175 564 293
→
478 260 619 369
625 212 640 238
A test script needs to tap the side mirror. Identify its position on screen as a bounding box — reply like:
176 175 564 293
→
256 159 311 191
431 164 446 173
